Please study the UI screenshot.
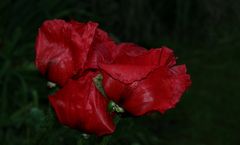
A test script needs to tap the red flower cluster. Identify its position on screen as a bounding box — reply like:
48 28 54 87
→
35 19 191 136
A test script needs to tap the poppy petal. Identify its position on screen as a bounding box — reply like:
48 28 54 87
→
156 46 176 67
100 63 158 84
114 43 147 58
84 29 117 69
122 65 191 116
68 21 98 71
102 72 126 102
35 20 98 85
100 48 176 84
48 72 115 136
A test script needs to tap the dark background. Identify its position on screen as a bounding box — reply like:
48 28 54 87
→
0 0 239 145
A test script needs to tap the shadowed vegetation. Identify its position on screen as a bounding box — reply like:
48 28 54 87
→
0 0 239 145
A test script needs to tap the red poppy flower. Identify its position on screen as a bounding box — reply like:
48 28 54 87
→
49 72 115 136
35 19 116 86
35 19 191 136
100 45 191 116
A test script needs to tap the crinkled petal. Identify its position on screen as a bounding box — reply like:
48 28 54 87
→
100 63 158 84
35 20 73 85
114 43 147 59
35 19 98 85
48 72 115 136
84 29 117 69
99 48 176 84
122 65 191 116
156 46 176 67
69 21 98 71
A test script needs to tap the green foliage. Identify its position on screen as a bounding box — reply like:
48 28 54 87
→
0 0 240 145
